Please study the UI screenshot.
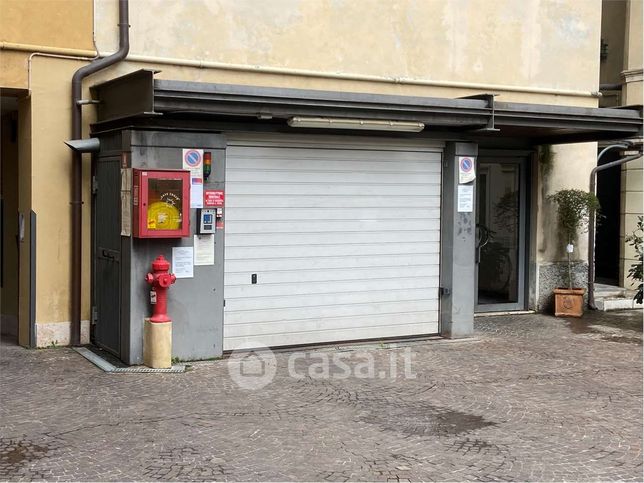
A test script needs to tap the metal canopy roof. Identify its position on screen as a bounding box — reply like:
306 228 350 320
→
90 69 642 144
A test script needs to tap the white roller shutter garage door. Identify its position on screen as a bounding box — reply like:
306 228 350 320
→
224 137 442 350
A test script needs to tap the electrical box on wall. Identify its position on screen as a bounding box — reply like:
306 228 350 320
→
132 169 190 238
196 208 217 235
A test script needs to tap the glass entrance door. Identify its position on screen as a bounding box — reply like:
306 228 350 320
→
475 158 527 312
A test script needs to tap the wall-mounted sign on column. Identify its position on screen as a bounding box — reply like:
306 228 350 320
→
204 189 225 207
172 246 194 278
458 156 476 184
194 235 215 266
457 185 474 212
182 149 204 208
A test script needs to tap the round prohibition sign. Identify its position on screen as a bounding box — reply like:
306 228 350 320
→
184 149 202 167
460 157 474 173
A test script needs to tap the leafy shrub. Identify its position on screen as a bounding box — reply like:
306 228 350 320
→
548 189 600 289
625 216 643 304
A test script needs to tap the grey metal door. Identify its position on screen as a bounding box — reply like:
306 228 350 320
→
475 157 527 312
93 158 121 356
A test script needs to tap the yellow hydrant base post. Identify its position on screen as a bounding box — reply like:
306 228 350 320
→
143 319 172 369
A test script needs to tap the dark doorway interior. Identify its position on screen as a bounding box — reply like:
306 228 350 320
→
1 102 20 343
92 157 122 358
595 150 621 285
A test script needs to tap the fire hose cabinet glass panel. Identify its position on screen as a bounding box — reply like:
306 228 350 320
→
133 169 190 238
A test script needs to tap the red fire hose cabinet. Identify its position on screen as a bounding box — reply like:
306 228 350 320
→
133 169 190 238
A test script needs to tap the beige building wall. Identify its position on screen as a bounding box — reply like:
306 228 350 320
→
620 0 643 289
598 0 642 289
599 0 627 107
2 0 615 344
623 0 643 105
95 0 603 98
600 0 628 86
621 157 643 289
536 143 599 264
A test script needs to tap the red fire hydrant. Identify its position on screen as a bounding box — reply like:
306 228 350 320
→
145 255 176 323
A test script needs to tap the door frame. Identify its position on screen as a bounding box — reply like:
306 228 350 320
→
223 133 444 349
475 153 530 313
91 154 123 358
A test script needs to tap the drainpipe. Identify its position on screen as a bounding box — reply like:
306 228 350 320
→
587 144 642 310
599 83 622 91
70 0 129 345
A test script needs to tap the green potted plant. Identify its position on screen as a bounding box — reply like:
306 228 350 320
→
548 189 600 317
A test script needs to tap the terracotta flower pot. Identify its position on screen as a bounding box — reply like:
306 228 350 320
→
553 287 586 317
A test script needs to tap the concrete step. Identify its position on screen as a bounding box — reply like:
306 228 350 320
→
594 283 630 298
595 297 643 311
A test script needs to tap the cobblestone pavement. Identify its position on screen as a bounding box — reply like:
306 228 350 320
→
1 311 642 481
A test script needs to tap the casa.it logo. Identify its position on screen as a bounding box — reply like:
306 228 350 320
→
227 344 277 390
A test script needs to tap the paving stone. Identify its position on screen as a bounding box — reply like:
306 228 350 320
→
0 311 641 481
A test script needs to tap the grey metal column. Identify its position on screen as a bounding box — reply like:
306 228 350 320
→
440 142 478 338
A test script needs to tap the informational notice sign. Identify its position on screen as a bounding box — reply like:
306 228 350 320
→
204 189 225 207
458 156 476 184
172 246 194 278
457 185 474 212
194 234 215 266
190 178 203 209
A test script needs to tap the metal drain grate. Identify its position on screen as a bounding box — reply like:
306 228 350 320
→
73 347 186 373
110 365 186 373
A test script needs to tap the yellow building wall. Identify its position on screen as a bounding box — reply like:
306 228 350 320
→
0 0 95 90
29 58 92 340
0 51 30 89
1 0 94 345
0 0 94 50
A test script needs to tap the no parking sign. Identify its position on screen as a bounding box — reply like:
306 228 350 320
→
458 156 476 184
182 148 204 208
182 148 203 178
